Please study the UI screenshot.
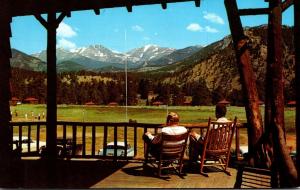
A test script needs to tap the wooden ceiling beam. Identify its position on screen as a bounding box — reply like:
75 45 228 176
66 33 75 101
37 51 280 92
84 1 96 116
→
281 0 294 12
194 0 200 7
10 0 197 17
56 12 67 27
243 0 293 16
94 9 100 15
161 2 167 9
126 4 133 12
34 14 48 28
238 8 269 16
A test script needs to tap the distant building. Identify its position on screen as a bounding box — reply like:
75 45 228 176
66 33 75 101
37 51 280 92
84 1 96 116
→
108 102 118 107
10 97 20 106
287 100 296 107
152 101 163 106
24 97 38 104
85 101 95 106
183 96 193 106
218 99 230 106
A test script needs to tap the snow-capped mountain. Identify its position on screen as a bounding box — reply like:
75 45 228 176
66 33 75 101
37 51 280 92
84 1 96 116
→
71 45 127 63
147 45 202 66
31 44 199 71
32 48 75 62
126 44 175 62
33 48 120 69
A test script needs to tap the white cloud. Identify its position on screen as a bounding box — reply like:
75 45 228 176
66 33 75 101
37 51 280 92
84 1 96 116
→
132 25 144 32
205 26 219 33
203 11 225 25
57 22 77 38
143 36 150 41
186 23 203 32
57 38 76 50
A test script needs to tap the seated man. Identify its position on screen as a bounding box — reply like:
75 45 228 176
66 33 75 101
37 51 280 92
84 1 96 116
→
189 103 230 162
143 112 187 159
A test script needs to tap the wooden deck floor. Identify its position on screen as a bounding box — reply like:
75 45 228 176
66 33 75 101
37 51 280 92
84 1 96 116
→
11 158 238 188
92 162 238 188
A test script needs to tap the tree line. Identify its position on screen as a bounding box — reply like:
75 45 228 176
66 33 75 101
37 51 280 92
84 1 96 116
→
10 68 295 106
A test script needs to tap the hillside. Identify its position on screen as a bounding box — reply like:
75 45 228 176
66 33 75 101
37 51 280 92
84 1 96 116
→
153 25 294 100
11 49 46 72
145 45 202 67
57 61 87 72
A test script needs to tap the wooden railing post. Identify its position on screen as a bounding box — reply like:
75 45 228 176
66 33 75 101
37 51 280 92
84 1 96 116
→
82 124 86 156
92 125 96 156
134 125 137 157
103 125 108 156
235 125 240 159
18 125 22 147
63 124 67 152
113 125 118 161
27 125 31 152
124 124 128 157
36 123 41 152
72 124 77 156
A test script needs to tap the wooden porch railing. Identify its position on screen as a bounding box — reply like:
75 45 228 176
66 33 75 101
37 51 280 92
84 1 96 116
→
9 121 247 160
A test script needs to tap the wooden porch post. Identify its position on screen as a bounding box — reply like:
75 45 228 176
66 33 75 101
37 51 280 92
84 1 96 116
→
35 11 66 159
0 0 13 186
294 0 300 184
34 11 67 186
35 12 58 159
266 0 297 187
35 11 67 187
266 0 285 141
224 0 263 161
265 1 282 186
46 11 58 160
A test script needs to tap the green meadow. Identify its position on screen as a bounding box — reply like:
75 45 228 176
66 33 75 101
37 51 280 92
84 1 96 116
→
10 104 296 132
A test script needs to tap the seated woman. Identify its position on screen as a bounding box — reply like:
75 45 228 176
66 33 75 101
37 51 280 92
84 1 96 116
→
143 112 187 159
189 103 230 162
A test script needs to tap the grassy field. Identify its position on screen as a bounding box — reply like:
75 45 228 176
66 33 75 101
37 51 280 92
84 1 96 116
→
10 104 296 132
10 104 297 155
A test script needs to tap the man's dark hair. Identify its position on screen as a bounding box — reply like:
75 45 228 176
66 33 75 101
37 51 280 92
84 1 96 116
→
215 103 227 118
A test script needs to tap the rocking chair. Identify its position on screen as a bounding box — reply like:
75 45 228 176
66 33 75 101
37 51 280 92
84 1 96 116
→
199 117 237 176
145 132 189 178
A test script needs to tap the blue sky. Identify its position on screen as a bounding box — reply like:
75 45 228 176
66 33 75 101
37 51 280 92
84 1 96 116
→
11 0 294 55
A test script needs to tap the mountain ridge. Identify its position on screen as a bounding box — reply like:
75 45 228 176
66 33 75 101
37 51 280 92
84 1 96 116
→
31 44 201 71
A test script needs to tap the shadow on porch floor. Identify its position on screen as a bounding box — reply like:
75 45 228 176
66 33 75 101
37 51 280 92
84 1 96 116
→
9 158 238 188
